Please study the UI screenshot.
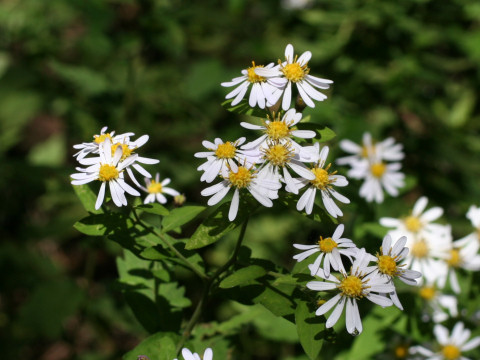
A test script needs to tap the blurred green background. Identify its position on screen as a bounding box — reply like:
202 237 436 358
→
2 0 480 358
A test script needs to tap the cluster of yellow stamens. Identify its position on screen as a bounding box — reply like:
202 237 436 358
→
94 133 112 144
228 166 253 188
338 274 367 299
263 143 294 166
280 55 309 82
419 285 436 301
247 61 266 84
442 344 461 360
394 345 409 359
410 239 429 259
404 215 422 233
111 143 134 161
318 236 338 253
370 162 386 178
215 142 237 159
98 164 119 182
447 249 461 268
264 113 292 141
310 163 336 190
377 252 400 277
147 180 163 194
361 144 375 158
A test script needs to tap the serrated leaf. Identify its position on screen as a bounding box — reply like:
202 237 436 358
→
162 206 205 233
136 203 170 216
295 300 325 360
72 184 103 214
186 201 249 250
122 332 178 360
219 265 267 288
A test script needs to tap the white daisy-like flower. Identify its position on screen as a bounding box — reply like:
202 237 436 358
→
72 126 134 161
307 248 394 335
337 132 404 167
410 322 480 360
221 61 281 109
201 165 281 221
293 224 358 277
348 155 405 203
372 235 422 310
174 347 213 360
140 173 180 204
295 144 349 218
195 137 254 183
255 44 333 110
418 282 458 323
454 205 480 249
71 138 140 209
240 108 316 153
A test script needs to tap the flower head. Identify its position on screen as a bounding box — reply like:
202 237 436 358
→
140 173 180 204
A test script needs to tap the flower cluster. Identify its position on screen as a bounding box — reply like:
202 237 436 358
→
337 132 405 203
198 44 348 221
380 198 480 323
71 126 179 209
295 224 421 335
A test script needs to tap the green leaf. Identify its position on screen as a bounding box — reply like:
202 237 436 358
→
72 184 103 214
221 98 268 119
295 300 325 360
315 126 336 143
253 282 296 317
136 203 170 216
74 213 128 236
162 205 206 233
186 201 249 250
219 265 267 289
123 332 178 360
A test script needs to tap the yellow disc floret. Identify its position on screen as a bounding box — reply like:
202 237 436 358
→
318 236 338 253
265 121 290 141
370 162 386 178
111 143 134 161
98 164 119 182
447 249 461 268
281 59 309 82
404 216 422 232
338 276 364 298
215 142 236 159
442 344 461 360
310 164 336 190
394 345 408 359
94 133 112 144
411 239 428 258
229 166 252 188
419 286 436 301
377 255 398 276
264 143 293 166
147 180 163 194
247 61 266 83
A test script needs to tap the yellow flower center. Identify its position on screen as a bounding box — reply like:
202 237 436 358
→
111 143 134 161
377 255 398 276
281 61 309 82
447 249 461 268
370 162 386 178
318 237 338 253
265 121 290 141
442 345 460 360
338 276 364 298
263 143 293 166
316 299 327 306
361 144 376 158
310 164 336 190
404 216 422 232
98 164 119 182
94 133 112 144
147 180 163 194
411 239 429 259
394 345 408 359
215 142 236 159
419 286 436 301
228 166 252 188
247 61 266 83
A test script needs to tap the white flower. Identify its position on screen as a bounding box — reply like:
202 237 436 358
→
195 137 253 183
221 61 280 108
240 108 316 152
255 44 333 110
293 224 358 277
295 144 349 218
140 173 180 204
71 138 140 209
418 282 458 323
201 165 281 221
72 126 134 161
307 249 395 335
174 348 213 360
410 322 480 360
455 205 480 249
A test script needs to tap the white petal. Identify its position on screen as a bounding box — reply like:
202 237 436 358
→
229 188 240 221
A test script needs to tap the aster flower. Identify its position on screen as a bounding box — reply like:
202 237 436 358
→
174 348 213 360
195 137 254 183
240 108 316 153
293 224 358 277
71 138 140 209
410 322 480 360
307 249 394 335
454 205 480 249
221 61 280 109
200 165 281 221
255 44 333 110
140 173 180 204
295 144 349 218
417 282 458 323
